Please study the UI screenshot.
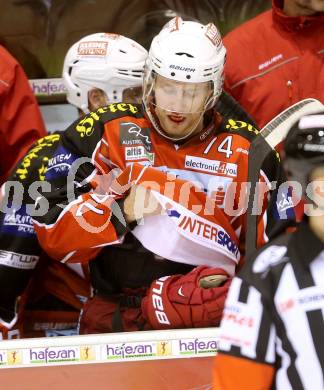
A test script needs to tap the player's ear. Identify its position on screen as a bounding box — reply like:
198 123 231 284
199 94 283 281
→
88 88 108 111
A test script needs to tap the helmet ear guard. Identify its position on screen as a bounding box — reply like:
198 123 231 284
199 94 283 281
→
62 33 148 113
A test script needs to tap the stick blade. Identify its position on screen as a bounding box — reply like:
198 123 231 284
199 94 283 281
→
261 98 324 149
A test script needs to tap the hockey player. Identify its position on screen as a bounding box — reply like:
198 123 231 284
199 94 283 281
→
0 32 147 338
33 18 293 333
213 110 324 390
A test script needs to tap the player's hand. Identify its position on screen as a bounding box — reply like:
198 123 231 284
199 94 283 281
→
123 185 163 223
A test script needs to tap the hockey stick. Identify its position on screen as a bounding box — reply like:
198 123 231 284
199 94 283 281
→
245 98 324 260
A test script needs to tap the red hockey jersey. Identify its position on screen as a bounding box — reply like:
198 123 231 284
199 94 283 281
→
33 103 290 269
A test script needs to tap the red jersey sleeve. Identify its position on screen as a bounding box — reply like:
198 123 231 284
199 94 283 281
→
0 46 46 185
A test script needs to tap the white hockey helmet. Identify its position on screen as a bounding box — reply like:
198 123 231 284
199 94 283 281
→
63 33 148 113
143 17 226 140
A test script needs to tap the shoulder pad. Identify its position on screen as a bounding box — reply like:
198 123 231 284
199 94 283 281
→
64 103 143 156
74 103 142 138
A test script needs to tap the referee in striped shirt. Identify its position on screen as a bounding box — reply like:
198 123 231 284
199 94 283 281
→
213 110 324 390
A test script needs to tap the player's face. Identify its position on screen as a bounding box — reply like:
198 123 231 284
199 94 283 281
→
289 0 324 15
88 88 109 112
154 75 211 139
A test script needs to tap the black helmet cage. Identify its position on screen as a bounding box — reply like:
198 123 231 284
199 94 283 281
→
283 114 324 201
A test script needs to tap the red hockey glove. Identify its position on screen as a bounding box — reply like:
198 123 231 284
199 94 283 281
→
141 266 232 329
